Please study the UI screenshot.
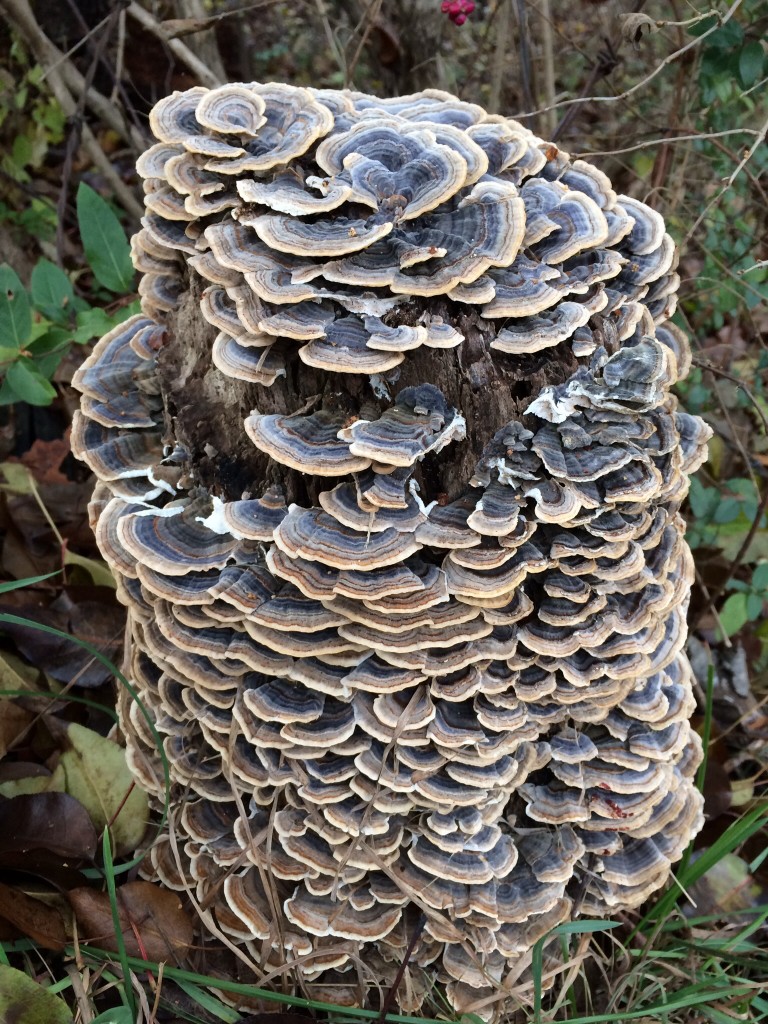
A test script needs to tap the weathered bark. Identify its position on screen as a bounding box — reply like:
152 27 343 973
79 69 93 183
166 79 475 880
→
162 268 580 507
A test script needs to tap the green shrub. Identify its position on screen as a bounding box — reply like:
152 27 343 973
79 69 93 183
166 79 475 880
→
0 183 137 406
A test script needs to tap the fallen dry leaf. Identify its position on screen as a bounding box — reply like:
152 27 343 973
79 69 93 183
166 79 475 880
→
8 436 71 486
54 721 149 857
685 851 768 918
0 792 97 859
0 591 124 688
0 698 34 758
0 880 68 950
69 880 194 961
0 964 73 1024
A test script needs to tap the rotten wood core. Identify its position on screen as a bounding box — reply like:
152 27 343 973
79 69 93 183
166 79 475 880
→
158 268 581 508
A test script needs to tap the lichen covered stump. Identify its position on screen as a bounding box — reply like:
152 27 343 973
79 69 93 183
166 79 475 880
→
72 83 711 1012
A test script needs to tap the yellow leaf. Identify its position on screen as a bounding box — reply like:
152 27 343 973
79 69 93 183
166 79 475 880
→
0 964 73 1024
59 723 149 857
0 461 34 494
63 550 116 589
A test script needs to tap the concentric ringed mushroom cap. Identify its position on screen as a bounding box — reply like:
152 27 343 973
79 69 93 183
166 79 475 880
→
73 77 707 1016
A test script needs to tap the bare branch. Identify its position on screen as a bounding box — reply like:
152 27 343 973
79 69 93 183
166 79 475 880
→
520 0 745 121
0 0 144 151
683 109 768 247
0 0 143 218
126 2 223 88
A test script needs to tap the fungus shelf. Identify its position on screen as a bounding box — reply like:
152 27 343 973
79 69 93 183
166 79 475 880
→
72 82 710 1014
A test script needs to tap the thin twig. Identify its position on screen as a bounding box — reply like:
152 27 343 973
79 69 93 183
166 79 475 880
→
126 2 222 88
694 567 733 649
346 0 383 87
56 5 123 266
173 0 227 83
683 108 768 247
533 0 743 124
312 0 347 84
0 0 143 150
375 913 427 1024
112 7 126 104
513 0 533 121
575 126 760 160
60 0 145 138
488 0 512 115
536 0 556 138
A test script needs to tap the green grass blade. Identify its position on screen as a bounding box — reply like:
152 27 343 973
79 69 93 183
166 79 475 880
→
0 571 60 594
0 688 119 723
172 978 241 1023
0 612 170 828
638 803 768 930
102 830 136 1020
75 947 454 1024
533 921 620 1024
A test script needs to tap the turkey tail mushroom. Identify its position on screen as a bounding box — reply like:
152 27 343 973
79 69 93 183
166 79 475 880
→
73 80 710 1014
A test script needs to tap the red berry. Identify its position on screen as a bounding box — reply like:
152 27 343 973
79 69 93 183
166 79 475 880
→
442 0 474 24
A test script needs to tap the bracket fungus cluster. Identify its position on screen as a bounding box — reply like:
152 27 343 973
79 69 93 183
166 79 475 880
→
73 82 711 1011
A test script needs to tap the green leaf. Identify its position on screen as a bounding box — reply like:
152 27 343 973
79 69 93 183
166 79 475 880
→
91 1009 134 1024
746 591 763 620
59 722 149 857
0 964 73 1024
739 41 764 88
0 345 22 364
76 183 134 294
713 497 741 523
27 327 71 356
73 306 123 344
688 14 718 38
719 592 749 637
0 264 32 350
707 21 743 51
32 351 65 382
727 478 755 497
688 479 719 520
752 562 768 591
30 259 75 323
3 359 56 405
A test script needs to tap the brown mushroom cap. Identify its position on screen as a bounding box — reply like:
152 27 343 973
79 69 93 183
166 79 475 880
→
299 317 405 374
274 506 422 570
245 410 371 475
315 120 477 221
338 385 466 468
